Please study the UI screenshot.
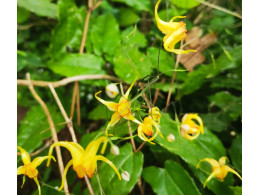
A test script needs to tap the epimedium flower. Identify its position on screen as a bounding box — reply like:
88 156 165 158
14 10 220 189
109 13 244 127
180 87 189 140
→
180 113 204 140
197 156 242 188
155 0 197 54
17 146 56 195
105 83 119 99
95 79 141 135
149 107 161 124
46 136 121 191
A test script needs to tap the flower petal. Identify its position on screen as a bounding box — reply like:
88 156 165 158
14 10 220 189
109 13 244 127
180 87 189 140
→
107 112 121 130
123 113 141 125
58 159 73 191
17 166 25 175
197 158 219 169
31 156 56 170
47 142 84 167
224 165 242 180
85 136 108 157
95 155 122 180
218 156 229 165
122 79 136 100
17 146 31 165
95 91 118 111
203 170 217 188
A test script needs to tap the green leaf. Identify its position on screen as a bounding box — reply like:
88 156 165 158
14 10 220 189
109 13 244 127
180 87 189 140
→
169 0 204 9
118 8 139 26
17 51 45 71
155 113 226 167
151 82 177 94
147 47 175 77
143 160 200 195
50 1 85 59
88 104 113 120
178 45 242 98
229 186 242 195
209 92 242 120
229 135 242 173
85 143 144 195
121 26 147 48
17 105 65 154
111 0 152 12
200 112 229 132
17 7 30 24
113 47 153 83
48 54 105 77
158 8 188 21
90 13 121 59
17 0 58 18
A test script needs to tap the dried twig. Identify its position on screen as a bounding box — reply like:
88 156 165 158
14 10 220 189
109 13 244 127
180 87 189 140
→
127 121 136 152
25 73 70 195
17 74 120 88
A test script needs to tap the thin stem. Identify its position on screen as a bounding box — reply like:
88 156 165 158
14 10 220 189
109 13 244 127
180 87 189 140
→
136 141 146 152
138 82 152 109
76 82 81 125
70 82 79 120
127 121 136 152
165 40 183 113
84 176 95 195
79 10 92 53
152 89 160 105
48 84 78 142
17 74 120 88
26 73 70 195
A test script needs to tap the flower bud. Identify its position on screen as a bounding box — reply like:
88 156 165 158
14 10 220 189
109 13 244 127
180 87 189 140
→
167 134 175 142
121 171 130 181
105 83 119 99
110 145 120 156
180 124 190 133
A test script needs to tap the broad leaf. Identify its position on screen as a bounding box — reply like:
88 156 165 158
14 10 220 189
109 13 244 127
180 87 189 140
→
229 135 242 173
90 13 121 59
111 0 152 12
48 54 105 77
121 26 147 49
85 143 144 195
118 8 139 26
17 0 58 18
17 105 65 154
143 160 200 195
169 0 203 9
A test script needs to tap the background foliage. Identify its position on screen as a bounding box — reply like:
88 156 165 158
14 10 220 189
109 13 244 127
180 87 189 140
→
17 0 242 194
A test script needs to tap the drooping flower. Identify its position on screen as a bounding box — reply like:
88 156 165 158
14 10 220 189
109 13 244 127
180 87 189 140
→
180 113 204 140
17 146 56 195
46 136 121 191
155 0 197 54
197 156 242 188
95 79 141 135
149 107 161 124
137 116 164 144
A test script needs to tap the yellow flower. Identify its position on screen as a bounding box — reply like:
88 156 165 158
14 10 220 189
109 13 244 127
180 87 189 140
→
138 116 164 144
197 156 242 188
149 107 161 124
17 146 56 195
95 79 141 135
155 0 197 54
46 136 121 191
180 113 204 140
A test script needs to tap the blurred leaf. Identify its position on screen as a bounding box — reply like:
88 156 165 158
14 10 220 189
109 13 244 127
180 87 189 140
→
37 179 64 195
229 135 242 173
209 92 242 120
88 104 113 120
143 160 200 195
229 186 242 195
210 14 235 32
178 45 242 98
155 113 226 167
121 26 147 48
210 73 242 91
200 112 229 132
147 47 175 77
50 1 85 59
86 143 144 195
158 8 188 21
118 8 139 26
113 47 153 83
111 0 152 12
48 54 105 77
90 13 121 59
17 0 58 18
17 7 30 24
17 51 45 71
17 105 65 154
169 0 203 9
151 82 177 94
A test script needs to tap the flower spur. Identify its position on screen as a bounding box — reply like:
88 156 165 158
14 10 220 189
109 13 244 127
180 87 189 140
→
46 136 121 191
17 146 56 195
